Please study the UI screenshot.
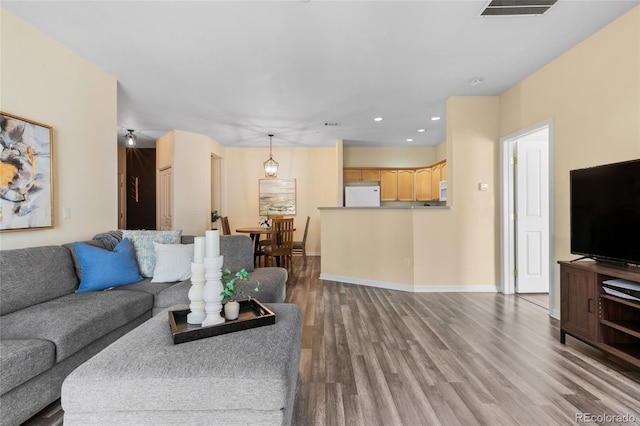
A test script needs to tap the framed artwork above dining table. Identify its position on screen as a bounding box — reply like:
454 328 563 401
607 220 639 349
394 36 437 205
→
259 178 296 216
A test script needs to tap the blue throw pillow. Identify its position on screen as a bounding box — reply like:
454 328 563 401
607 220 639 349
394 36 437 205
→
75 238 143 292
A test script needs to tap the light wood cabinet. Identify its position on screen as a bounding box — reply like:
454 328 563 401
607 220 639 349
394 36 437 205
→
343 169 362 181
431 164 442 200
397 170 415 201
343 160 446 202
361 169 380 181
380 170 397 201
415 167 433 201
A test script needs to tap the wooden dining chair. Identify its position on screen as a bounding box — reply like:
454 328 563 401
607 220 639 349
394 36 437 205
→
221 217 231 235
292 216 310 266
257 215 284 249
263 218 294 271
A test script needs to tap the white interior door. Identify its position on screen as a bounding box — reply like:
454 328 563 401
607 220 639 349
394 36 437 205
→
515 138 549 293
159 167 173 231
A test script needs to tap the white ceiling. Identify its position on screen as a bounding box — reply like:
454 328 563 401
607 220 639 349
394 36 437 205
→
3 1 638 148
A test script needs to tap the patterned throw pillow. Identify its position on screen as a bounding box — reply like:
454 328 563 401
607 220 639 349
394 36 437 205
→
121 230 182 277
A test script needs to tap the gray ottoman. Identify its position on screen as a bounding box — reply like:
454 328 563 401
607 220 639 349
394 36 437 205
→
61 303 301 425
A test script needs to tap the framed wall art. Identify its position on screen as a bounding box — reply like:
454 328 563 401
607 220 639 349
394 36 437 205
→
0 112 54 232
259 179 296 216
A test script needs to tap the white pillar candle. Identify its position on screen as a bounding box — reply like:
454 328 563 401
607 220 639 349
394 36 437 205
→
193 236 205 263
205 229 220 258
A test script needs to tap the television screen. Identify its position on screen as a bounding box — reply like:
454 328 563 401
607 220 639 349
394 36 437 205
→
570 159 640 265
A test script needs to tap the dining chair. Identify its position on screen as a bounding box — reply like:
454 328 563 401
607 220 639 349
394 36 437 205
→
221 216 231 235
263 218 294 271
292 216 310 266
257 215 284 249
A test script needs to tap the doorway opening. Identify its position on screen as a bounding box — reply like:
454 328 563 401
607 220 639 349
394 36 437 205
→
500 120 555 314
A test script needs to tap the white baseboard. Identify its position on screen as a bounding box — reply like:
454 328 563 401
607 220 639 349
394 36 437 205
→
549 308 560 319
320 274 499 293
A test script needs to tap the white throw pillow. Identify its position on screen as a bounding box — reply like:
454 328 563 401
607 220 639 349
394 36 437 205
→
151 242 194 283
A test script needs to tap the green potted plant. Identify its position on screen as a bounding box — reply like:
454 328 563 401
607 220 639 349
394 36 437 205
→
211 210 221 226
219 268 261 320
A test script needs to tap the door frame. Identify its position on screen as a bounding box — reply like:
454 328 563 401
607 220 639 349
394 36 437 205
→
500 119 556 310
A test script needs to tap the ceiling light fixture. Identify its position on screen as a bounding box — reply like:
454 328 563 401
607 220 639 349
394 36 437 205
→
406 138 414 142
263 134 278 177
470 78 484 86
417 129 426 133
125 129 137 148
431 116 441 121
374 117 383 122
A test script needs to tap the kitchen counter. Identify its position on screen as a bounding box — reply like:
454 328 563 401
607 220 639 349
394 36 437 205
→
318 205 450 210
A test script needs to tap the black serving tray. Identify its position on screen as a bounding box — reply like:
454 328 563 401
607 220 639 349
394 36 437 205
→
168 299 275 344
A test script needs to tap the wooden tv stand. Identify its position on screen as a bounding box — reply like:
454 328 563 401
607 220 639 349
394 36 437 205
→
559 260 640 368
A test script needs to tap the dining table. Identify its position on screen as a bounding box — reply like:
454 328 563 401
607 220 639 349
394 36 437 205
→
236 226 295 266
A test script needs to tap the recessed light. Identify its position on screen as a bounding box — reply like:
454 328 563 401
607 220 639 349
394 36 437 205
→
431 116 441 121
374 117 383 122
417 129 426 133
406 138 414 142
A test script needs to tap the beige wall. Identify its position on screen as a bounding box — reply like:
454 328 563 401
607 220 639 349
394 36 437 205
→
0 9 117 250
414 97 500 287
435 141 447 162
500 6 640 312
343 146 437 168
222 146 339 256
156 130 225 236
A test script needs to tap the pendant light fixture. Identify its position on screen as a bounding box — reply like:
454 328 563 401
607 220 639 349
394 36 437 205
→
125 129 137 148
263 134 278 177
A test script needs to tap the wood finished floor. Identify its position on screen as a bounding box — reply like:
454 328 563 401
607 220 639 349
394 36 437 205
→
24 256 640 425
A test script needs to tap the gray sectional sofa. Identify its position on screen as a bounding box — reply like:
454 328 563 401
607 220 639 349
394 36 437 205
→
0 234 287 426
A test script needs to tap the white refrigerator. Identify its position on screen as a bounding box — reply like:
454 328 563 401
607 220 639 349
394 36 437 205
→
345 186 380 207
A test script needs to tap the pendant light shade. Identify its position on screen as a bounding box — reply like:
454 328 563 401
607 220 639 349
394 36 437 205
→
125 129 137 148
263 134 278 177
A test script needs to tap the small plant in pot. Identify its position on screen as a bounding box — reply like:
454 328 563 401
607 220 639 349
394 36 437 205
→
211 210 221 226
219 269 261 320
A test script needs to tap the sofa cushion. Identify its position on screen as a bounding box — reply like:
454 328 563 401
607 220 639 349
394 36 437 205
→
153 280 191 313
0 339 55 395
151 242 193 283
113 277 176 298
75 239 143 292
122 230 182 277
220 235 254 273
0 290 153 363
62 239 106 282
0 246 78 316
245 268 287 303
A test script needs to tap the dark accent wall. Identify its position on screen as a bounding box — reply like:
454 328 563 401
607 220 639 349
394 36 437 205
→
126 148 156 230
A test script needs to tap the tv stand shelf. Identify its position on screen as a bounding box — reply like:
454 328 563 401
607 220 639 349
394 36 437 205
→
559 260 640 369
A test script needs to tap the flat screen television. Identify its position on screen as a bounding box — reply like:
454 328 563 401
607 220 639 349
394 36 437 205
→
570 159 640 266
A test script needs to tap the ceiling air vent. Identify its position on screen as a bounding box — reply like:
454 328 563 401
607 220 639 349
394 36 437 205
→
480 0 558 16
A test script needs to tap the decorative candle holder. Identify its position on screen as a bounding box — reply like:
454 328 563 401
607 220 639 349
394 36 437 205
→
186 262 206 324
201 255 225 327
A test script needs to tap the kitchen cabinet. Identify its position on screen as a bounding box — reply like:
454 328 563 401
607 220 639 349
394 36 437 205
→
343 160 446 202
361 169 380 181
415 167 433 201
431 163 442 200
380 170 397 201
343 169 362 181
397 170 415 201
